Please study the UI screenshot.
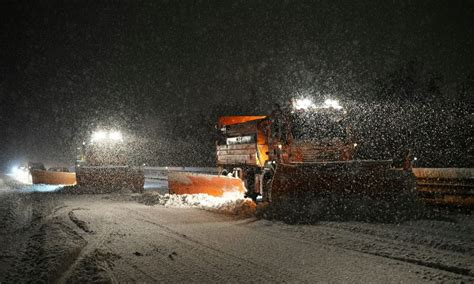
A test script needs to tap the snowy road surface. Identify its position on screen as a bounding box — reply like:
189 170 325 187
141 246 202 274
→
0 175 473 283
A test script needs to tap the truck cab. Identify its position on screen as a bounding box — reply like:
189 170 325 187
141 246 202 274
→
215 101 354 200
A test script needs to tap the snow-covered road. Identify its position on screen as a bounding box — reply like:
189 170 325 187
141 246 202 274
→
0 175 473 283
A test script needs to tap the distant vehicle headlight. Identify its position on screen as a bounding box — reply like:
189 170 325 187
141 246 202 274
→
91 130 107 142
109 131 123 141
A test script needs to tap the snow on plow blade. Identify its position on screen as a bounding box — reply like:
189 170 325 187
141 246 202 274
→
31 170 76 185
76 166 144 193
168 172 246 197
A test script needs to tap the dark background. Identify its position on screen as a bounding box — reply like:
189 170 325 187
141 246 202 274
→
0 0 472 169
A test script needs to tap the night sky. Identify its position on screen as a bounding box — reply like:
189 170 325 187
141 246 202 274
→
0 0 472 169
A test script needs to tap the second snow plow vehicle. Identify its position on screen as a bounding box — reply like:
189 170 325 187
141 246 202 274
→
28 162 76 185
169 99 419 216
75 130 144 193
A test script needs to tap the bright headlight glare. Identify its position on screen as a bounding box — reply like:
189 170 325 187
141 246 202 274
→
10 166 18 175
109 131 122 141
324 99 343 110
91 130 107 142
293 98 342 111
91 130 123 142
293 98 315 110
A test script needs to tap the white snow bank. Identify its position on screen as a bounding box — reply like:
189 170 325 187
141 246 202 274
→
138 192 256 216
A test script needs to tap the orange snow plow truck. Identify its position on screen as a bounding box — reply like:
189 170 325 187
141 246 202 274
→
169 99 419 207
75 130 144 192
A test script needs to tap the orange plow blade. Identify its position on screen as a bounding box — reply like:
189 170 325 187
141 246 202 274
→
31 170 76 185
168 172 246 197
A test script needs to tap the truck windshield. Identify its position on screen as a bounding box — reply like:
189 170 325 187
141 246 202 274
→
290 112 348 142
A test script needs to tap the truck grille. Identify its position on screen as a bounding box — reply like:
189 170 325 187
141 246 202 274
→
217 143 257 165
289 143 343 163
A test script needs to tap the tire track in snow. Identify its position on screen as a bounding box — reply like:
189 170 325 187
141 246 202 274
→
68 209 93 233
123 207 299 282
107 206 258 282
58 210 112 283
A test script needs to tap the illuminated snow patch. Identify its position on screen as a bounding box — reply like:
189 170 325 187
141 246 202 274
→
139 192 256 216
23 184 64 192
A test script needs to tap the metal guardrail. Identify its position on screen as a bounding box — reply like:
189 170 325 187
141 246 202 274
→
412 168 474 206
412 168 474 180
143 167 217 180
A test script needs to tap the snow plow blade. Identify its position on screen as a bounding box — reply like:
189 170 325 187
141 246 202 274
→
31 170 76 185
75 166 144 193
271 161 417 201
268 161 420 222
168 172 246 197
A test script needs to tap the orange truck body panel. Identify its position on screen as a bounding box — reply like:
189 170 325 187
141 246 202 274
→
31 170 77 185
218 116 267 127
217 115 269 167
168 172 246 197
